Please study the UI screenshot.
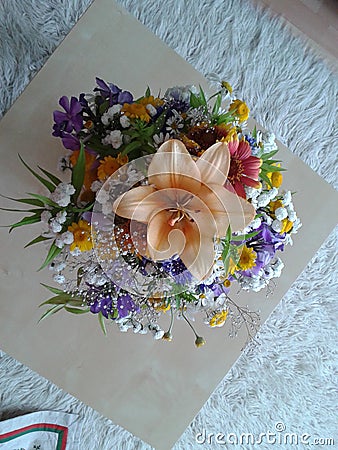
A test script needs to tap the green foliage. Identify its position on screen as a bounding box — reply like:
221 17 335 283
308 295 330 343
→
19 154 56 192
98 311 107 335
37 242 62 271
71 142 85 202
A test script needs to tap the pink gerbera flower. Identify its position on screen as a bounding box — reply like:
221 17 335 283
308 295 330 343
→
226 139 261 198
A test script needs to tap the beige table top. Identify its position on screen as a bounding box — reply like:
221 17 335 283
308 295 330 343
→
0 1 337 449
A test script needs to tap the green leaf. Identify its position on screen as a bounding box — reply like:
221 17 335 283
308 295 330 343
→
259 171 272 187
121 140 142 156
39 295 70 306
98 311 107 335
24 235 52 248
38 304 64 323
198 85 207 106
212 93 222 116
19 154 55 192
252 126 257 140
37 242 62 271
27 193 59 207
231 230 259 241
0 206 44 213
0 194 44 207
145 86 151 97
221 226 232 263
8 213 41 233
37 166 62 186
40 283 65 295
190 91 202 108
260 149 279 160
71 143 85 202
77 267 85 287
64 306 90 314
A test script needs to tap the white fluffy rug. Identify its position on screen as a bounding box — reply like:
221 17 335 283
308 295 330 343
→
0 0 337 449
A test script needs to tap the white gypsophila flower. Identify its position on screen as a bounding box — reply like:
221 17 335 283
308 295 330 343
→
261 131 278 152
146 104 157 117
153 329 164 340
53 274 66 284
120 115 130 128
292 218 302 233
288 211 297 222
96 188 110 204
268 187 278 199
133 322 142 333
49 219 62 233
41 210 52 223
284 234 293 246
70 247 81 257
102 202 113 216
55 238 64 249
256 192 270 208
61 231 74 245
61 183 76 196
90 180 103 193
55 210 67 224
109 104 122 115
271 219 283 233
53 261 67 272
282 190 292 206
102 130 123 149
244 186 261 200
51 182 75 207
101 113 110 126
275 207 288 221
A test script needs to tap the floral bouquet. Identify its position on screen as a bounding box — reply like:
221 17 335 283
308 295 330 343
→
5 78 301 346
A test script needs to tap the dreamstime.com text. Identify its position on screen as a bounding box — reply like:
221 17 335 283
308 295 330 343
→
195 422 334 446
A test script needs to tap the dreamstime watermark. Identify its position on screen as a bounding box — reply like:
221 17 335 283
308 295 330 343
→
195 422 335 446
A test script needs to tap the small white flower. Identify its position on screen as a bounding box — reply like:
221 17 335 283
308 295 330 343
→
275 207 288 221
268 187 278 199
61 231 74 245
271 219 283 233
102 202 113 216
146 104 157 117
120 115 130 128
257 192 270 207
41 211 52 223
53 274 66 284
96 188 110 204
55 238 64 248
288 211 297 222
292 218 302 233
153 132 170 147
70 247 81 257
109 104 122 115
53 261 67 272
102 130 123 149
55 210 67 224
282 190 292 206
49 219 62 233
153 329 164 340
101 113 110 126
91 180 103 192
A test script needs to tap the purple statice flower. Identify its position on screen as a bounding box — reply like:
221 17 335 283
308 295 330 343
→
60 132 80 150
94 77 133 106
90 293 114 318
117 293 140 318
208 281 230 297
160 257 193 285
239 221 286 277
53 96 83 136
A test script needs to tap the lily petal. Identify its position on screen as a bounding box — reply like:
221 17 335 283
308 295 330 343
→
113 185 159 222
179 220 215 281
198 184 255 234
148 139 201 192
196 142 230 185
147 210 186 260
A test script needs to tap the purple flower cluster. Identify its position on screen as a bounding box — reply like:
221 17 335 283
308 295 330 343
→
88 284 139 319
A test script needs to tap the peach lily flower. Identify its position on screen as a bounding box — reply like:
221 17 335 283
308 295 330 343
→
113 139 255 281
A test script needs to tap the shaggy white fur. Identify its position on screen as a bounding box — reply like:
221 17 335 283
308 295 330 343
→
0 1 337 449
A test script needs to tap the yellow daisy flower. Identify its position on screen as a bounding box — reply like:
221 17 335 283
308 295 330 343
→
266 163 283 188
209 310 228 327
229 99 250 122
97 154 128 181
68 220 93 252
139 95 164 108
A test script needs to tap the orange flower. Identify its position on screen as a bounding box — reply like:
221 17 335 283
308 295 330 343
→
97 154 128 181
113 139 255 280
138 95 164 108
121 103 150 122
